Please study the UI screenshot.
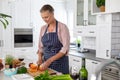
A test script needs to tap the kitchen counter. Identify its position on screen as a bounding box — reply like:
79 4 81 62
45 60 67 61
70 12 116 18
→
69 49 107 62
0 58 60 80
0 59 34 80
0 71 12 80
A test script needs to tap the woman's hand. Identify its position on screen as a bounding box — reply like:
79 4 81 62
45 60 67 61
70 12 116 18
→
37 59 42 65
39 59 52 71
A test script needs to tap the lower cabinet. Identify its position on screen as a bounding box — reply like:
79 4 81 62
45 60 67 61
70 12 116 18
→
68 54 82 72
14 48 37 61
86 59 101 80
68 54 102 80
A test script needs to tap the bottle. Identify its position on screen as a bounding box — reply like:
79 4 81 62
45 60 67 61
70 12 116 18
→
79 58 88 80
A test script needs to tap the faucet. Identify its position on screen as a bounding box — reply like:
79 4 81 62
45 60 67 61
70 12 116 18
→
90 59 120 80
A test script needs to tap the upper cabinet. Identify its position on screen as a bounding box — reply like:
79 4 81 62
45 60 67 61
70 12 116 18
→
13 0 33 28
91 0 120 15
76 0 84 26
74 0 96 37
76 0 96 27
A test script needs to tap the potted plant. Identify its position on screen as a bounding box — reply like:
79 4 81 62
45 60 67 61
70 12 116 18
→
0 13 12 29
96 0 105 12
5 55 14 68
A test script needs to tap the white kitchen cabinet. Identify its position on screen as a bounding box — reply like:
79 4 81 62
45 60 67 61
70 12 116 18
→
0 26 3 58
0 1 3 57
86 59 101 80
66 0 96 37
91 0 120 15
74 0 96 37
96 25 111 59
76 0 96 26
74 26 97 37
96 13 120 59
14 47 37 60
13 0 33 28
0 0 14 57
69 54 82 72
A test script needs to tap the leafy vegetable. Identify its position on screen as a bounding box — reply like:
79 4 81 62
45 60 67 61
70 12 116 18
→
17 66 27 74
34 70 51 80
51 74 72 80
5 55 14 65
34 70 72 80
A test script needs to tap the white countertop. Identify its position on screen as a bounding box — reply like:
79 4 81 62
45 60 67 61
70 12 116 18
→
0 71 12 80
0 58 35 80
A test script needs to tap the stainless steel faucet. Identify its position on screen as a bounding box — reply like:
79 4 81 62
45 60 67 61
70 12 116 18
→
90 59 120 80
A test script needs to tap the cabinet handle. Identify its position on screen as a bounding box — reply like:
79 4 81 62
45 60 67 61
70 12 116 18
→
94 62 98 64
73 59 80 62
92 62 98 64
0 40 1 47
106 50 109 57
1 40 4 47
92 62 95 64
84 20 88 26
77 31 82 33
89 31 95 33
29 22 33 27
21 49 26 51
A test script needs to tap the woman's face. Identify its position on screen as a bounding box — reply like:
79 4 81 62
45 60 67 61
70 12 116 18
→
41 11 54 24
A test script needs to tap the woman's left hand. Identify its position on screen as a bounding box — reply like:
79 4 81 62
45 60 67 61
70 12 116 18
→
40 59 52 71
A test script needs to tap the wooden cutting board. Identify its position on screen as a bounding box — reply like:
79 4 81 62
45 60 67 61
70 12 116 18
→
27 68 56 77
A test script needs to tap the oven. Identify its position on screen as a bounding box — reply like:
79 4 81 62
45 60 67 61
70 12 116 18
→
101 64 120 80
14 28 33 47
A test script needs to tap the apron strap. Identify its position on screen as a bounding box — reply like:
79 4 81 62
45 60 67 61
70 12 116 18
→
55 20 58 33
44 20 58 35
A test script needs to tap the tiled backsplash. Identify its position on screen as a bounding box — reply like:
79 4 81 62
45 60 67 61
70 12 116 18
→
111 13 120 55
82 37 96 50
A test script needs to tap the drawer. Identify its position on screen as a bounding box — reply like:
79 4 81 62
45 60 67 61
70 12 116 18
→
74 26 97 37
83 26 96 37
73 27 85 36
69 55 82 69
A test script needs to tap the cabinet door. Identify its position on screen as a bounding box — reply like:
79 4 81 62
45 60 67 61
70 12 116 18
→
76 0 96 26
96 26 111 59
76 0 85 26
74 0 96 37
0 0 14 56
88 0 96 25
109 0 120 13
69 55 82 72
0 1 3 57
86 59 101 80
0 26 3 58
14 48 37 60
14 0 32 28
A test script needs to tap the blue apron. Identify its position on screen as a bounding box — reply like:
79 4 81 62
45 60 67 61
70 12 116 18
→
41 21 69 74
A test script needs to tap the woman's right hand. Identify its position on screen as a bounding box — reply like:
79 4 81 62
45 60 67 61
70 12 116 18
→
37 60 42 65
